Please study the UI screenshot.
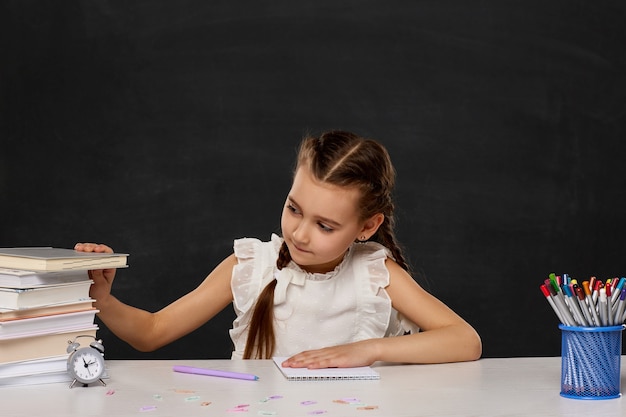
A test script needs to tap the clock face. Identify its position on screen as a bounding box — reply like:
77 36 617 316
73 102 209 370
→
69 348 105 384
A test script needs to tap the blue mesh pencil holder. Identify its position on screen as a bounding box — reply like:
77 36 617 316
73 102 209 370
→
559 324 625 400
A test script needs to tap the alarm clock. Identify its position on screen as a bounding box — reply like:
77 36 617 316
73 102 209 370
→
66 335 106 388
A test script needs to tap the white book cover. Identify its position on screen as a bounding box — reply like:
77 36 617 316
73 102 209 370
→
0 371 74 386
0 309 98 338
0 355 68 378
0 280 93 310
0 267 90 289
0 357 110 386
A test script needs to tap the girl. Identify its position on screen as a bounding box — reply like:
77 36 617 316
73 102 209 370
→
76 130 481 368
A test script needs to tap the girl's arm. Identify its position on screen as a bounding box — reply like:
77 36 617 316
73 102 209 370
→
75 243 235 352
374 259 482 363
282 259 482 368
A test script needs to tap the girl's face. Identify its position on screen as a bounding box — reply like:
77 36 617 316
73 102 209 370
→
280 166 367 274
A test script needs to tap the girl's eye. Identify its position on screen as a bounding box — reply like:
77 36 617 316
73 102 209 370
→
287 204 300 214
318 222 333 233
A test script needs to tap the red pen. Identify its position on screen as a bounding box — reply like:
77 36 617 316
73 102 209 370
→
541 284 574 326
589 276 596 293
592 280 603 304
575 286 594 326
611 277 619 292
540 284 566 324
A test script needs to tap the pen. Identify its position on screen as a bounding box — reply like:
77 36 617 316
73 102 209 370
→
563 284 587 326
552 286 576 326
598 288 609 326
592 280 602 304
609 277 625 308
611 277 620 292
173 365 259 381
540 284 566 324
588 276 596 294
613 288 626 325
575 286 594 327
564 274 573 286
582 281 600 326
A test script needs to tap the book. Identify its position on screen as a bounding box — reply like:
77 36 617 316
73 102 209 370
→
0 309 98 337
0 247 128 271
0 371 74 386
0 326 98 364
0 355 68 378
0 267 90 289
0 299 95 322
272 357 381 381
0 369 109 387
0 281 92 310
0 355 110 386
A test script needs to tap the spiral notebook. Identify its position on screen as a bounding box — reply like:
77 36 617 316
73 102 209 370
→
272 357 380 381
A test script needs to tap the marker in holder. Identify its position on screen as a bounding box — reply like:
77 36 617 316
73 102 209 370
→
559 324 625 400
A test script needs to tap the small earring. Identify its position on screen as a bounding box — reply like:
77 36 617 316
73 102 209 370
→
359 235 367 242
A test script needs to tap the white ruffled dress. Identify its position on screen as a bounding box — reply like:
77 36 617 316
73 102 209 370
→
229 234 417 359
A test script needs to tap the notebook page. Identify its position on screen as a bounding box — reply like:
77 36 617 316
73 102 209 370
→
272 357 380 381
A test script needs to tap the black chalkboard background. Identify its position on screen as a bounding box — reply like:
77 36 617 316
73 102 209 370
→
2 1 625 359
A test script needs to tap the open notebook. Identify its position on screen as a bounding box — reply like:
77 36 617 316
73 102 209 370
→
272 357 380 381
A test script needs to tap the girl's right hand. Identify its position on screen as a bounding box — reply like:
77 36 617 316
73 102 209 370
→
74 243 117 308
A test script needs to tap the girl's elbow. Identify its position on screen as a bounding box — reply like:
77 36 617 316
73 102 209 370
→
462 327 482 361
131 341 159 352
129 334 165 353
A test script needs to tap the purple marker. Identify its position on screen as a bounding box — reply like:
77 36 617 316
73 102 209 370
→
173 365 259 381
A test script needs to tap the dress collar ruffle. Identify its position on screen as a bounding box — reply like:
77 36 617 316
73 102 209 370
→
273 243 353 305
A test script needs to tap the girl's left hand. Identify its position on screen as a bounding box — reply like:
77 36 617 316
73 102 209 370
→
281 340 379 369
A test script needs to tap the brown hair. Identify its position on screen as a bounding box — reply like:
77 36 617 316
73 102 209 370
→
243 130 409 359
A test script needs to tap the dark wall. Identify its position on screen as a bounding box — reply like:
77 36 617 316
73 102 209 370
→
2 1 625 359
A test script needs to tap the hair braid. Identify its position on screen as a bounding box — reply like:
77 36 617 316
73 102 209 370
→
276 241 292 269
243 242 291 359
373 215 410 273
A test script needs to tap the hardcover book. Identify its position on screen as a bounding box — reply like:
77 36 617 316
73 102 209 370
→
0 268 90 289
0 326 98 364
0 281 93 310
0 247 128 271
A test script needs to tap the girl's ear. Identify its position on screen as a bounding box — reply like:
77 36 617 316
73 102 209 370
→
359 213 385 240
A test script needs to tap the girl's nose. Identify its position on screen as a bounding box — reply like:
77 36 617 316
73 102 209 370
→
292 221 310 244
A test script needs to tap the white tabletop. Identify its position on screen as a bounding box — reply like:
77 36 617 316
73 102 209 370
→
1 357 624 416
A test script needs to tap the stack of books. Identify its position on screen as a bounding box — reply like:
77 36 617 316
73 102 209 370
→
0 247 128 386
